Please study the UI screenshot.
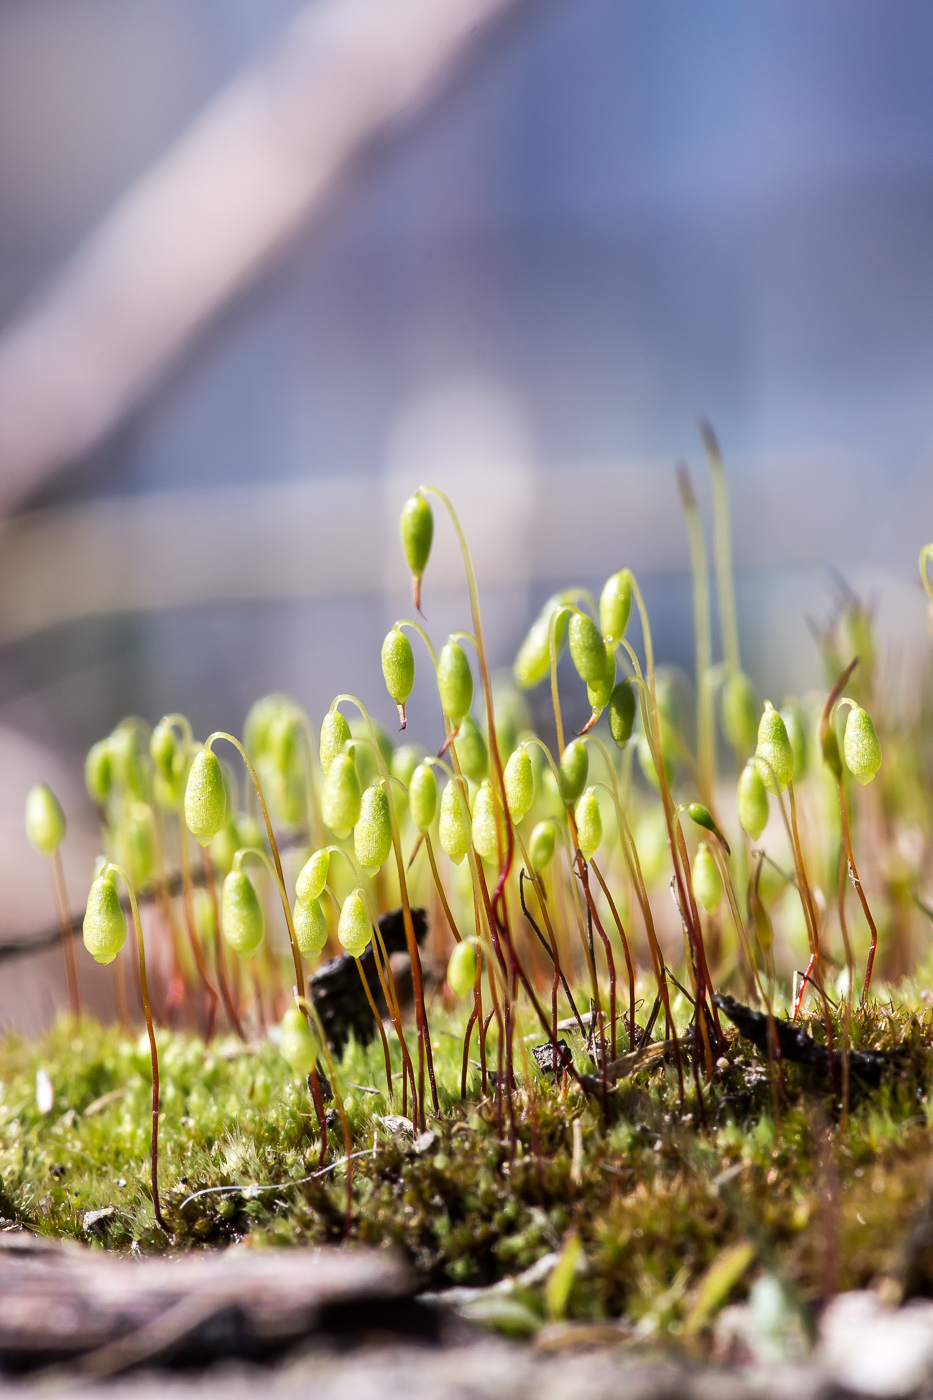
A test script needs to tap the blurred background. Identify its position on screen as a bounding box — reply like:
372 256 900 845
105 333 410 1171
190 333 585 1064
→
1 0 933 1015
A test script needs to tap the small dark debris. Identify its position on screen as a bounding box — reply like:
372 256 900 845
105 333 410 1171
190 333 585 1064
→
530 1040 574 1075
83 1207 115 1234
308 907 429 1054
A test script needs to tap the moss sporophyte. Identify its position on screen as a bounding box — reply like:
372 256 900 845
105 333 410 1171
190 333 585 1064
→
15 433 933 1338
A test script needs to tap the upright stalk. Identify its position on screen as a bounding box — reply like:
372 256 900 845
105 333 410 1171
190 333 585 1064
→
700 420 740 675
107 863 168 1235
677 463 715 803
49 848 81 1019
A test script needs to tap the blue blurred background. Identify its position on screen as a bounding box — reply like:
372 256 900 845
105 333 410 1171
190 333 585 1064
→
0 0 932 963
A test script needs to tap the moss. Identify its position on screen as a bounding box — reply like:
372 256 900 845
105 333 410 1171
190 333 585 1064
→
0 993 929 1351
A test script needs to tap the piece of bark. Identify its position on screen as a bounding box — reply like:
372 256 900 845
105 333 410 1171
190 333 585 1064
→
308 907 428 1053
714 993 891 1085
0 1232 427 1374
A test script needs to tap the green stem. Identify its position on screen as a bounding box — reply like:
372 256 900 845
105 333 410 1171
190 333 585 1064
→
107 863 169 1235
676 464 715 802
700 420 740 673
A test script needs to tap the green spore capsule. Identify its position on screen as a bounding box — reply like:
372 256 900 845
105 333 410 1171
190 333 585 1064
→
686 802 730 853
821 724 843 780
321 750 362 840
439 780 470 864
692 842 723 915
25 783 65 855
568 611 609 685
504 745 534 822
409 761 438 831
296 848 330 905
447 938 478 998
354 783 393 870
109 725 148 801
471 780 500 863
513 597 570 690
528 820 556 873
843 704 882 785
209 819 240 876
127 802 156 889
721 672 759 756
319 710 352 777
85 740 113 805
737 760 769 841
221 868 265 958
293 897 329 957
184 748 227 846
454 714 488 782
574 787 602 859
83 872 127 965
149 721 178 783
599 570 632 644
268 708 300 776
381 627 415 727
280 1005 320 1075
755 701 795 793
780 701 808 781
608 680 637 748
391 743 424 789
400 494 434 609
437 639 474 724
559 738 589 804
337 889 372 957
586 645 616 711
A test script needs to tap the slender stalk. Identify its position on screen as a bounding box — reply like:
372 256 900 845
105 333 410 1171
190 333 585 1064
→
424 834 463 943
700 420 740 674
198 847 246 1040
107 863 169 1235
50 848 81 1019
356 958 394 1104
676 463 715 802
177 823 220 1038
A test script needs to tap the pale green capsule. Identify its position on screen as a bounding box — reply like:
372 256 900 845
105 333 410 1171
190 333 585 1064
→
409 761 438 831
471 780 499 863
737 761 769 841
391 743 424 789
337 889 372 957
25 783 65 855
221 868 265 957
184 748 227 846
437 640 474 723
692 842 723 915
586 645 616 710
244 694 289 760
439 780 470 865
293 897 329 956
528 820 556 873
354 783 393 870
574 787 602 859
381 627 415 709
149 721 178 783
322 750 362 840
780 700 808 780
109 724 147 800
504 745 534 822
126 802 155 889
755 702 794 793
400 494 433 580
454 714 488 782
721 672 759 756
513 597 570 690
85 740 113 805
599 571 632 644
280 1005 320 1075
268 708 301 776
559 738 589 804
568 611 609 685
209 819 240 876
608 680 637 748
296 848 330 905
83 873 127 965
843 705 882 785
320 710 352 776
447 939 478 998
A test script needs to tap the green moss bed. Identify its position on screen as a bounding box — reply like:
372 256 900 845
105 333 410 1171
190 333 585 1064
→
2 990 932 1347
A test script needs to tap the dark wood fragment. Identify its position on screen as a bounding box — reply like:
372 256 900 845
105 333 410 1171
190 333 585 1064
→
530 1040 573 1075
308 907 428 1053
714 993 890 1085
